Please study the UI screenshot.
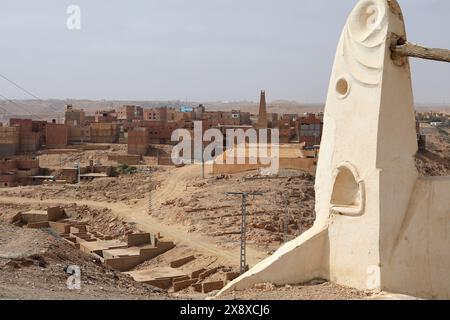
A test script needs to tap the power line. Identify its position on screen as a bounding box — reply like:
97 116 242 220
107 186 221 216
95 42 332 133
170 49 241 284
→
0 101 15 117
0 95 16 116
0 72 63 116
0 93 45 120
0 73 42 101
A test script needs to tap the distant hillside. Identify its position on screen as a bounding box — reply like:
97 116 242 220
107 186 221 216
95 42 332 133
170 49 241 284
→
0 99 448 123
203 101 324 114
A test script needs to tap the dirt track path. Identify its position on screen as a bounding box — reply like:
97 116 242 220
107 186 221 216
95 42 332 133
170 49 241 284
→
150 164 202 210
0 166 268 267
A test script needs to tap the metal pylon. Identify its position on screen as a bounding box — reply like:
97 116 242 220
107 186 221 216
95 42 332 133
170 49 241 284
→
226 191 263 274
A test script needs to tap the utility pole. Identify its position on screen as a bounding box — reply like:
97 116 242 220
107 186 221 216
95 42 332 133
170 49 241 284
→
147 167 152 216
283 194 289 243
74 162 80 185
201 142 205 179
225 191 263 274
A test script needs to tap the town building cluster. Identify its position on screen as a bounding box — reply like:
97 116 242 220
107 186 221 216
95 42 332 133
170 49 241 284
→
0 91 325 158
416 111 450 127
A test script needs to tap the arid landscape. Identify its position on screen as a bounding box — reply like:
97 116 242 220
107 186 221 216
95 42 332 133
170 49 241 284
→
1 0 449 305
0 119 448 300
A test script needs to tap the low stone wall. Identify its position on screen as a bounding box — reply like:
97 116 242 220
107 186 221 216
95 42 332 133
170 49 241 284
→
203 281 224 293
108 154 142 165
170 255 195 268
104 255 142 271
127 233 151 247
212 157 316 174
104 241 175 272
47 207 64 222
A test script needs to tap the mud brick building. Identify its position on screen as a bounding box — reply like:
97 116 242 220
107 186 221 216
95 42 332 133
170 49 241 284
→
296 113 324 147
0 158 41 187
69 125 91 144
169 109 194 122
0 119 46 157
32 121 47 146
46 123 69 149
117 105 143 122
10 119 40 153
95 110 117 123
139 121 178 144
0 126 20 157
128 128 150 156
143 107 168 122
90 123 120 143
65 105 86 126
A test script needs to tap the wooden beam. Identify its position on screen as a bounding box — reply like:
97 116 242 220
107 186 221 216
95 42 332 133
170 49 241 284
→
391 41 450 63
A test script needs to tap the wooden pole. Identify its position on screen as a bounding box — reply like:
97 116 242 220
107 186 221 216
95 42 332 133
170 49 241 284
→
391 41 450 63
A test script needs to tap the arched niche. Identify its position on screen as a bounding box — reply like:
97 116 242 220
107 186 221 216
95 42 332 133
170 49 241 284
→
330 162 365 216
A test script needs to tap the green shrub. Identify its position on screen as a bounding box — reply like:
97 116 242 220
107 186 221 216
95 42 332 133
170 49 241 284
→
115 164 137 175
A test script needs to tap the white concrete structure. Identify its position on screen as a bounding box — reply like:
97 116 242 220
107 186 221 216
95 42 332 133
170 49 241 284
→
218 0 450 299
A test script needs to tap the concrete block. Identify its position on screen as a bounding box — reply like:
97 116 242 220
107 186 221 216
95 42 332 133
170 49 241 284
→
144 278 172 290
47 206 64 222
127 233 151 247
49 222 71 234
173 279 197 292
192 283 203 293
104 256 142 272
191 268 206 279
173 275 190 283
27 222 50 229
203 281 224 293
21 210 48 224
170 255 195 268
224 272 240 282
199 267 218 280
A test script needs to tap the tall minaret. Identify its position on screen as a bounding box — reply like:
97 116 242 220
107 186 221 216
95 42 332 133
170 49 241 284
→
256 90 268 129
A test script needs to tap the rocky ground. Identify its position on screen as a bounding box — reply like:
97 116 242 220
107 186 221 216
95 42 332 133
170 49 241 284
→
0 202 140 241
218 280 375 300
0 167 316 253
0 218 372 300
0 223 168 300
37 144 126 169
0 172 154 204
0 202 31 223
37 143 173 169
64 205 141 240
416 124 450 176
0 124 448 300
151 169 316 252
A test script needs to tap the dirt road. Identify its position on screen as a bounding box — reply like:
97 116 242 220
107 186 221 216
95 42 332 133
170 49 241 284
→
0 165 268 267
150 164 213 210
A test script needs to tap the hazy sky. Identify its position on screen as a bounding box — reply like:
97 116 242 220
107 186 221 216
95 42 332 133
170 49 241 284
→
0 0 449 103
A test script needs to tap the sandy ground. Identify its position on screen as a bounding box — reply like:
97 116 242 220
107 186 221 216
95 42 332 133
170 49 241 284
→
0 126 448 300
0 164 290 267
150 167 316 252
37 144 127 169
217 280 375 300
0 223 168 300
416 124 450 176
0 166 350 300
